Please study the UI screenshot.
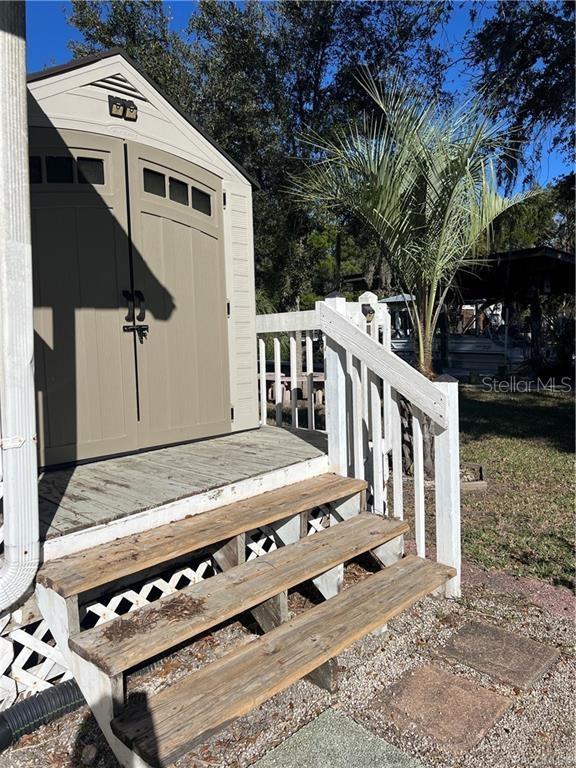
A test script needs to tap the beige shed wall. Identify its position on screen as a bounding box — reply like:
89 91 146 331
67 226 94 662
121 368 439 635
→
27 55 259 434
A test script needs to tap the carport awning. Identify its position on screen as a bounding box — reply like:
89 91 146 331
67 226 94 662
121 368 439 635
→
455 247 575 303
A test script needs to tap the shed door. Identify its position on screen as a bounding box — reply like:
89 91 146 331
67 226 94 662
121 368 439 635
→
126 142 231 448
30 128 138 467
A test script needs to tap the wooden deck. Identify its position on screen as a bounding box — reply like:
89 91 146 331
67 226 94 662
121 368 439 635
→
38 427 327 540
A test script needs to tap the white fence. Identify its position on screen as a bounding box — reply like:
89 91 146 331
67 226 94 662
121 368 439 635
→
256 292 461 597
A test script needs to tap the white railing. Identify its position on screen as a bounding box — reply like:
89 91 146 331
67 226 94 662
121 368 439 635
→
255 292 461 597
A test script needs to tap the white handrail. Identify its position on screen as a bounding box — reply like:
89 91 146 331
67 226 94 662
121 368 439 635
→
318 303 447 428
255 310 319 333
256 296 461 598
255 304 447 427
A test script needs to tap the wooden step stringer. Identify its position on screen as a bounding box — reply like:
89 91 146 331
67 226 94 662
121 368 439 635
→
211 492 366 692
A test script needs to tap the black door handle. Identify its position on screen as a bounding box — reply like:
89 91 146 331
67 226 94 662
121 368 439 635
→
122 290 134 323
134 290 146 322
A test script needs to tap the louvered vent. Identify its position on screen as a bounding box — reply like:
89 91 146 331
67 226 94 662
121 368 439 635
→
83 73 148 102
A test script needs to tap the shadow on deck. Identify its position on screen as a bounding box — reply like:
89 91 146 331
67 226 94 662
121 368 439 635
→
38 426 328 542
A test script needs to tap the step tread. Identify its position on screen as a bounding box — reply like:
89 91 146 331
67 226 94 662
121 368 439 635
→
69 514 408 676
37 474 366 598
111 555 455 767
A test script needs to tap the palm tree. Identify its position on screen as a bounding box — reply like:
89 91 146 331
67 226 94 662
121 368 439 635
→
291 73 534 376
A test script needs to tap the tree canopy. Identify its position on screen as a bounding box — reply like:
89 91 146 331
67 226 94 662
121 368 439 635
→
66 0 572 311
468 0 575 186
290 73 531 374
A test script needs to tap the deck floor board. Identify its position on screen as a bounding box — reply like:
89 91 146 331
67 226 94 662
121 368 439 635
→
38 427 327 540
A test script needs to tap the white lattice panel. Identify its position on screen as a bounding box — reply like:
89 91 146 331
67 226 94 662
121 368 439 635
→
307 505 331 536
82 554 216 628
246 526 278 560
0 620 73 710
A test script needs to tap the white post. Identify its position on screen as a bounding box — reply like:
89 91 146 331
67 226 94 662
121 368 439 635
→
273 336 282 427
258 337 266 425
412 408 425 558
359 292 384 515
305 331 315 430
433 375 461 597
289 331 298 428
380 303 392 453
321 296 348 476
0 3 40 612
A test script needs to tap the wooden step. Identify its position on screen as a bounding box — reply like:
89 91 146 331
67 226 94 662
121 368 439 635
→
37 474 366 599
112 555 455 766
69 514 408 676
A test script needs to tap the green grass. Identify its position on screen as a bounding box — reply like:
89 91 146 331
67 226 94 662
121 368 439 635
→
458 386 574 589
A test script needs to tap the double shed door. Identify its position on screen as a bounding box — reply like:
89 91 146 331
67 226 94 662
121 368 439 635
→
31 128 230 467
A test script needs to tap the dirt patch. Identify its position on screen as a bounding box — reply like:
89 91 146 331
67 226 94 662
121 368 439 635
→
102 594 206 642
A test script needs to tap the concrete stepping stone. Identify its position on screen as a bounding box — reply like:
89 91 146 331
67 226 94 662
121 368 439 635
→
253 708 421 768
374 663 511 753
439 620 560 689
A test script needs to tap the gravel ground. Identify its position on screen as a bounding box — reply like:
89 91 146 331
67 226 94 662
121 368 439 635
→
1 559 573 768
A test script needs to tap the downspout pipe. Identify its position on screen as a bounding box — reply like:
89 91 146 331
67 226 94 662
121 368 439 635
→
0 3 40 612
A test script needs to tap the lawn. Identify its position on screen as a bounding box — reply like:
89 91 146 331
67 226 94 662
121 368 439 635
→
458 386 574 589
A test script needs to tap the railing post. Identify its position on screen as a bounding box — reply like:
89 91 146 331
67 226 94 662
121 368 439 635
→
321 296 348 476
258 337 266 425
433 375 461 597
359 292 384 515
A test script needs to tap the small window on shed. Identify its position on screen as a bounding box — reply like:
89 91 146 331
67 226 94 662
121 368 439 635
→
29 156 42 184
78 157 105 186
46 156 74 183
143 168 166 197
192 187 212 216
169 177 189 206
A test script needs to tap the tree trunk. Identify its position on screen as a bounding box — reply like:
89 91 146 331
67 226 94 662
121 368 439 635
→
414 308 436 478
416 325 434 379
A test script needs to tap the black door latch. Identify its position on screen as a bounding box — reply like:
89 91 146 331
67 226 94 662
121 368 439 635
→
123 324 149 343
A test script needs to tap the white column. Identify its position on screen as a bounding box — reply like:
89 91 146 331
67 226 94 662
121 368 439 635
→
433 375 461 597
321 296 348 476
0 3 40 612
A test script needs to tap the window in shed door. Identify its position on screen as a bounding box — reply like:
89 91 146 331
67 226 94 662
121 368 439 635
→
29 156 42 184
46 156 74 183
169 177 189 206
143 168 166 197
192 186 211 216
78 157 105 185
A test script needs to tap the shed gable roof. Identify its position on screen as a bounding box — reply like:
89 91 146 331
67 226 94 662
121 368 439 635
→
28 48 258 188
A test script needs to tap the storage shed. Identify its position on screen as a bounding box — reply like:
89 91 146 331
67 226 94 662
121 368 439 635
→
27 49 258 467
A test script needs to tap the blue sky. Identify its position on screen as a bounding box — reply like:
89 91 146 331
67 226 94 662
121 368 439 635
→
25 0 568 187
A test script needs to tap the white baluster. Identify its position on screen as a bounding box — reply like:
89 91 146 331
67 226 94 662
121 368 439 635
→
412 407 425 557
350 355 364 481
289 332 298 428
391 389 404 522
258 337 266 426
305 331 315 430
369 342 384 515
322 297 348 476
273 336 282 427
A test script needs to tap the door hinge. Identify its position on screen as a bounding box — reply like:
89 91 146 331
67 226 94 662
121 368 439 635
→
226 299 231 318
223 191 227 209
230 406 234 421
